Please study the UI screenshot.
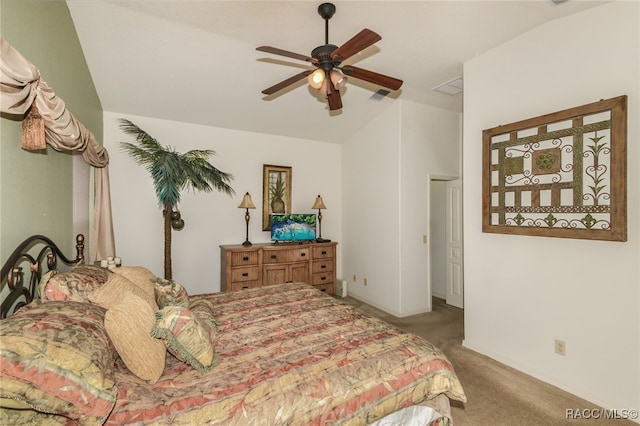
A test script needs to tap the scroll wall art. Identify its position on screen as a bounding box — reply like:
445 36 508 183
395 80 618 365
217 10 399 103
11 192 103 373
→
482 95 627 241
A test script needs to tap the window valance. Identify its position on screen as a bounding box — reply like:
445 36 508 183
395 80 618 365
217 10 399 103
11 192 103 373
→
0 36 114 261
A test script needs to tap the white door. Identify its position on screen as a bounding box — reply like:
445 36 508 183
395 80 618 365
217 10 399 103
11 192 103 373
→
445 179 464 308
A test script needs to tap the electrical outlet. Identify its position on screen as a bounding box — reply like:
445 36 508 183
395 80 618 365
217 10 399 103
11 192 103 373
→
364 278 367 286
555 339 566 356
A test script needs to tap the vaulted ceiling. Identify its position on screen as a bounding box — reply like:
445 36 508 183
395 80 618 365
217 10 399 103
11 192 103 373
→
66 0 604 144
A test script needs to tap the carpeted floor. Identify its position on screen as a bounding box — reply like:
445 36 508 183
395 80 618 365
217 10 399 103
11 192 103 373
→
341 296 633 426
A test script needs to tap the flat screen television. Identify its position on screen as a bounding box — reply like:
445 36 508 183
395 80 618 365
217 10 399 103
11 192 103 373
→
271 213 317 242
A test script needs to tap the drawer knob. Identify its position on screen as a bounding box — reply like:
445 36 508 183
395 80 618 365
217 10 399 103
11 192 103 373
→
321 265 326 269
271 255 277 259
321 250 327 255
321 276 326 281
242 256 249 261
242 272 249 277
300 253 306 257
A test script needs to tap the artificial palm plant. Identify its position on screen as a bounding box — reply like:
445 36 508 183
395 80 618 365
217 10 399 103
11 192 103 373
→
119 119 234 279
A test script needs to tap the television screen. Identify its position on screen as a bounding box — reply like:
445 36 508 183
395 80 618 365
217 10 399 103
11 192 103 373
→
271 214 317 242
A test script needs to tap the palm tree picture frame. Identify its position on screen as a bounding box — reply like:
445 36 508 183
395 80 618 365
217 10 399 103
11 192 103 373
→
262 164 292 230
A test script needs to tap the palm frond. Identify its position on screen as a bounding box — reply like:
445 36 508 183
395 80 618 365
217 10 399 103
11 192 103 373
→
119 119 234 209
119 119 164 153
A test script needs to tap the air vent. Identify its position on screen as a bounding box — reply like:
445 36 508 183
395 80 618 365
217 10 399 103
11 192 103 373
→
433 77 463 95
370 89 391 100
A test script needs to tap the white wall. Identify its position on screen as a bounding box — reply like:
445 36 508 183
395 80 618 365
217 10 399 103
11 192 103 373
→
399 101 462 314
463 1 639 412
103 112 342 295
342 102 402 312
343 100 461 316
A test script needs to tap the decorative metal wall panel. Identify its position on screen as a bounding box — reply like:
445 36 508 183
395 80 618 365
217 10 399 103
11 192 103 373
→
482 96 627 241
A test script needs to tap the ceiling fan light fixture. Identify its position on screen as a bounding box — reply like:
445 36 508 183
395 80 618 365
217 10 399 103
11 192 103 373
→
330 70 347 89
308 69 325 89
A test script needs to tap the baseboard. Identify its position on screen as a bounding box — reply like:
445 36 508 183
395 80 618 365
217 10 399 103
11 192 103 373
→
345 292 431 318
461 339 639 423
432 291 446 300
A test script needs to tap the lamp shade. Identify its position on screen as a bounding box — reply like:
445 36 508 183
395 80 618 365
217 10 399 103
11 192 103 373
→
312 195 327 210
307 69 325 90
238 192 256 209
330 70 347 89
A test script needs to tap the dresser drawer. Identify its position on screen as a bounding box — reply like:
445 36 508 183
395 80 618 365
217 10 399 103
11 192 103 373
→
231 267 259 282
230 251 258 266
263 249 287 263
312 260 333 274
263 248 309 263
288 248 309 262
312 246 334 259
230 280 260 291
312 272 334 286
313 283 333 294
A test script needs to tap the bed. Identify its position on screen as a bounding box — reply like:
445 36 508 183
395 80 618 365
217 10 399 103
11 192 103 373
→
0 234 466 425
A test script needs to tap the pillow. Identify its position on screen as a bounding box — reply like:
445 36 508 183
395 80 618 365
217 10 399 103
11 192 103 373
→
0 406 72 425
153 277 189 308
39 264 110 302
89 272 158 311
151 303 218 371
110 266 156 299
0 301 117 425
189 298 217 324
104 295 166 383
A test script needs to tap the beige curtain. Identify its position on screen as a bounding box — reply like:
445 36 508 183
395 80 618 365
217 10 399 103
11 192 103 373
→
0 36 115 261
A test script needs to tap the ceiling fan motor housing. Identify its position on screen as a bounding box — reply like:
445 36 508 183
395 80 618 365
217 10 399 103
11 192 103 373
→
311 44 339 71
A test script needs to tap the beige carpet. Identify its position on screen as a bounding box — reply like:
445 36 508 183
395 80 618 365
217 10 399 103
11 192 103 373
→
341 296 632 426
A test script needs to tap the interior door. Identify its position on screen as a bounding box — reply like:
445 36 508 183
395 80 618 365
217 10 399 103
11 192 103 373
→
445 179 464 308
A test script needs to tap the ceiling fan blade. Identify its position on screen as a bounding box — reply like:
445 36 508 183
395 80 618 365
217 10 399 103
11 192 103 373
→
256 46 317 63
326 83 343 111
342 65 403 90
330 29 381 64
261 70 313 95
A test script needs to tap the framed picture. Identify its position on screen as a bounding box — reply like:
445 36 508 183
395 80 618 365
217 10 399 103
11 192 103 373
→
482 95 627 241
262 164 292 230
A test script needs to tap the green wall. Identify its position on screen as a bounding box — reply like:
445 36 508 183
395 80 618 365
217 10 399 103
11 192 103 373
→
0 0 103 260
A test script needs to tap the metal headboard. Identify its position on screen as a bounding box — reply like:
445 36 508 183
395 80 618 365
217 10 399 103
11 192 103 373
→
0 234 85 318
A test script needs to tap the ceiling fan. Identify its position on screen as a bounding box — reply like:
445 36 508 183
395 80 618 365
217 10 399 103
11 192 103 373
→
256 2 403 112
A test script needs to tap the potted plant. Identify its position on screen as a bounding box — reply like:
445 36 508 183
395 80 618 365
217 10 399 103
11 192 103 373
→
119 119 234 279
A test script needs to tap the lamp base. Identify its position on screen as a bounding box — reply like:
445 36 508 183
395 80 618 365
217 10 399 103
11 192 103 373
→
242 240 253 247
315 237 331 243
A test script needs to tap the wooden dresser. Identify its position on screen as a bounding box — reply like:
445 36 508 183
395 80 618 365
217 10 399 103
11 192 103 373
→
220 241 337 295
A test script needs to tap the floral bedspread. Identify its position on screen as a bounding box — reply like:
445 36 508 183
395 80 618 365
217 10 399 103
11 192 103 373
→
105 283 466 425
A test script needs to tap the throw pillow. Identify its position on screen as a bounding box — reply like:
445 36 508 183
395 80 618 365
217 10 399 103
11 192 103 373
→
39 265 110 302
110 265 156 300
153 277 189 308
151 305 218 371
104 295 166 383
89 273 158 311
